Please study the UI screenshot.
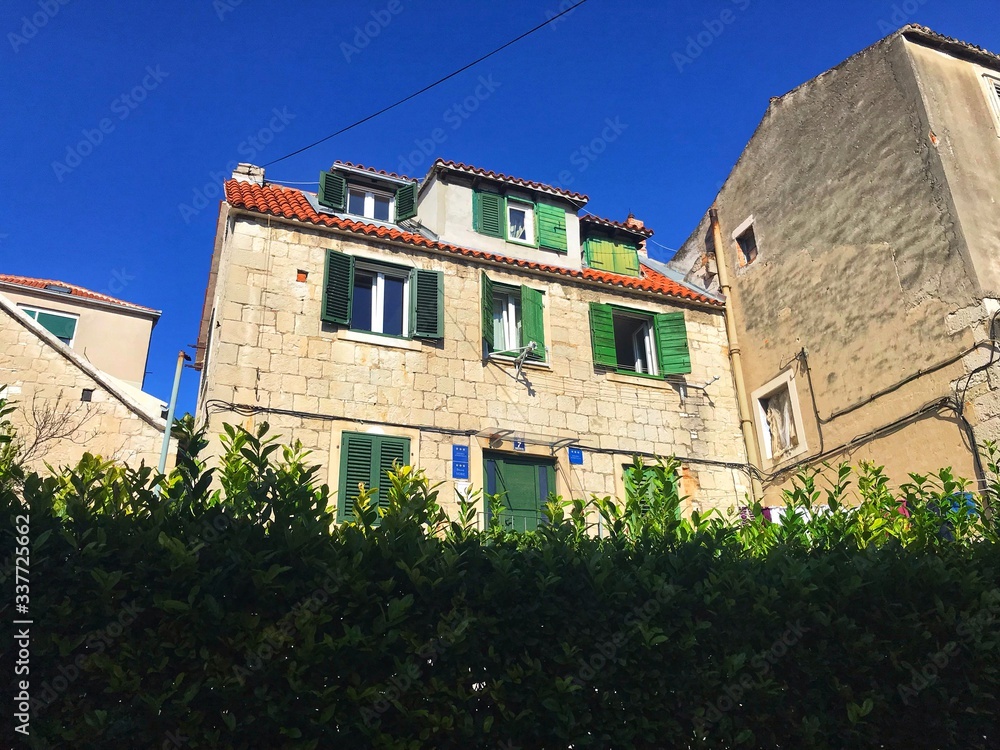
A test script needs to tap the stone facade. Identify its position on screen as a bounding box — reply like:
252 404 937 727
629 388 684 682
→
197 189 749 521
0 295 167 471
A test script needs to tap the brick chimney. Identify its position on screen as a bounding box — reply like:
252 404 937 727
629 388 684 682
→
625 213 648 256
232 163 265 186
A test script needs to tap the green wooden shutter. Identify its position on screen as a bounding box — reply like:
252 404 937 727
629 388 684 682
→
474 191 504 238
338 432 375 521
654 312 692 375
584 238 615 272
318 171 347 211
589 302 617 368
35 312 77 341
375 436 410 512
481 271 494 349
412 269 443 339
536 203 567 252
395 182 417 221
322 249 354 325
617 245 640 277
520 285 545 361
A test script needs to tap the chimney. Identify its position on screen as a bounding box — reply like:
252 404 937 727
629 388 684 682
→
625 213 648 256
232 163 265 186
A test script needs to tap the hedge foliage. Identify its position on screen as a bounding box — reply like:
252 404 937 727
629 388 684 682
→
2 402 1000 749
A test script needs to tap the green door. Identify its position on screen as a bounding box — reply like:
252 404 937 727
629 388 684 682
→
484 454 555 532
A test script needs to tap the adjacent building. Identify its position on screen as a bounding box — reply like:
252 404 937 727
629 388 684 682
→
670 25 1000 498
0 276 167 470
195 159 749 524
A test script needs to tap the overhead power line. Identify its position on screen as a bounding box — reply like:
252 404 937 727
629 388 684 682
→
263 0 592 167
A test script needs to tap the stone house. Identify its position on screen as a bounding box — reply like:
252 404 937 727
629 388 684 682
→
194 159 748 525
0 277 167 470
670 25 1000 499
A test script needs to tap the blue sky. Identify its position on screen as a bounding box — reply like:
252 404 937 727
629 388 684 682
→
2 0 997 413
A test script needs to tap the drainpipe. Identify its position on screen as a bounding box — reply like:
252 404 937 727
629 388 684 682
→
157 350 192 491
710 207 762 500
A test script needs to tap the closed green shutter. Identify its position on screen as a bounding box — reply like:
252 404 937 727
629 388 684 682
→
584 238 615 272
481 271 494 349
338 432 375 521
589 302 617 367
412 269 443 339
395 182 417 221
474 191 504 238
34 311 77 342
322 249 354 325
654 312 692 375
536 203 567 252
318 171 347 211
520 285 545 361
618 245 640 277
376 435 410 512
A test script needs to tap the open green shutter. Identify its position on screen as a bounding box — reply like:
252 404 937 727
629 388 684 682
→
412 269 443 339
474 191 504 238
339 432 375 521
395 182 417 221
589 302 617 367
654 312 692 375
318 171 347 211
375 436 410 512
536 203 567 252
481 271 494 349
520 286 545 361
35 312 77 341
322 249 354 326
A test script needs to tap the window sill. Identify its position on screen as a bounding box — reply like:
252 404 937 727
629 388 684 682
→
339 329 423 351
488 354 551 371
506 238 537 249
605 371 679 390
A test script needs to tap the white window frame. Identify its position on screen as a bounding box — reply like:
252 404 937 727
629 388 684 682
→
492 288 521 354
981 74 1000 138
506 200 535 245
615 311 659 376
353 262 410 336
18 305 79 348
751 370 808 464
347 187 396 222
731 214 758 267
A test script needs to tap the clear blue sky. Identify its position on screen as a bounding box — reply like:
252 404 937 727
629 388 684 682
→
2 0 997 413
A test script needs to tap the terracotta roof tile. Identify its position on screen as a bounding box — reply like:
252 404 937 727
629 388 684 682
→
332 161 418 183
0 274 160 315
430 159 589 204
226 181 720 306
580 213 655 237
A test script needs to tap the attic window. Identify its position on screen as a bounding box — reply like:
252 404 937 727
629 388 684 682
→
81 388 94 402
984 75 1000 136
44 284 72 294
731 216 759 267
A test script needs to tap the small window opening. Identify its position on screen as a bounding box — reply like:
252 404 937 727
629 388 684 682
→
296 269 308 282
736 225 758 265
81 388 94 402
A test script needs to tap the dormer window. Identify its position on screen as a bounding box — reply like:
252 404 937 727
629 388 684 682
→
506 200 535 245
348 187 394 222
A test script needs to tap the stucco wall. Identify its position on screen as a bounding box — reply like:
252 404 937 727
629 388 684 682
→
0 287 156 389
0 302 166 472
198 213 749 519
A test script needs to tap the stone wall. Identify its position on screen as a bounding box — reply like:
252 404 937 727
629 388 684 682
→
198 211 749 519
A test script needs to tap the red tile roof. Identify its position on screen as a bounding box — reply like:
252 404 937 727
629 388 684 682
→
430 159 589 204
225 181 721 306
0 274 160 315
580 213 655 237
332 161 418 183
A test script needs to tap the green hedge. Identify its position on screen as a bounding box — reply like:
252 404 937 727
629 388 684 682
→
2 414 1000 749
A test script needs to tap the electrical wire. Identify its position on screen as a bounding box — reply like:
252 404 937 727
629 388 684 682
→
263 0 593 168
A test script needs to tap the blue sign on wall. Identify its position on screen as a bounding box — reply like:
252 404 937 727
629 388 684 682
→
452 445 469 462
452 461 469 480
513 440 526 452
568 447 584 465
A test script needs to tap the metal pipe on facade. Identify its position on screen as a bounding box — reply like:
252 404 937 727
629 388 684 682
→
709 207 761 499
158 350 191 484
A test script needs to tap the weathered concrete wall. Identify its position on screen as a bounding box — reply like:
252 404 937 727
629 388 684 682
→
198 213 749 519
675 34 987 500
0 301 167 472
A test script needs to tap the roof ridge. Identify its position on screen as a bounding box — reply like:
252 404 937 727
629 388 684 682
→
430 159 589 203
332 161 418 183
0 274 160 315
580 213 655 237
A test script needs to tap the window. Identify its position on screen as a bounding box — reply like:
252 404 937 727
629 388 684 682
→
732 216 758 266
473 191 568 252
20 306 78 346
983 75 1000 136
589 303 691 377
338 432 410 522
321 250 443 339
481 272 545 361
752 371 807 463
317 170 418 223
583 238 640 277
484 453 555 532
